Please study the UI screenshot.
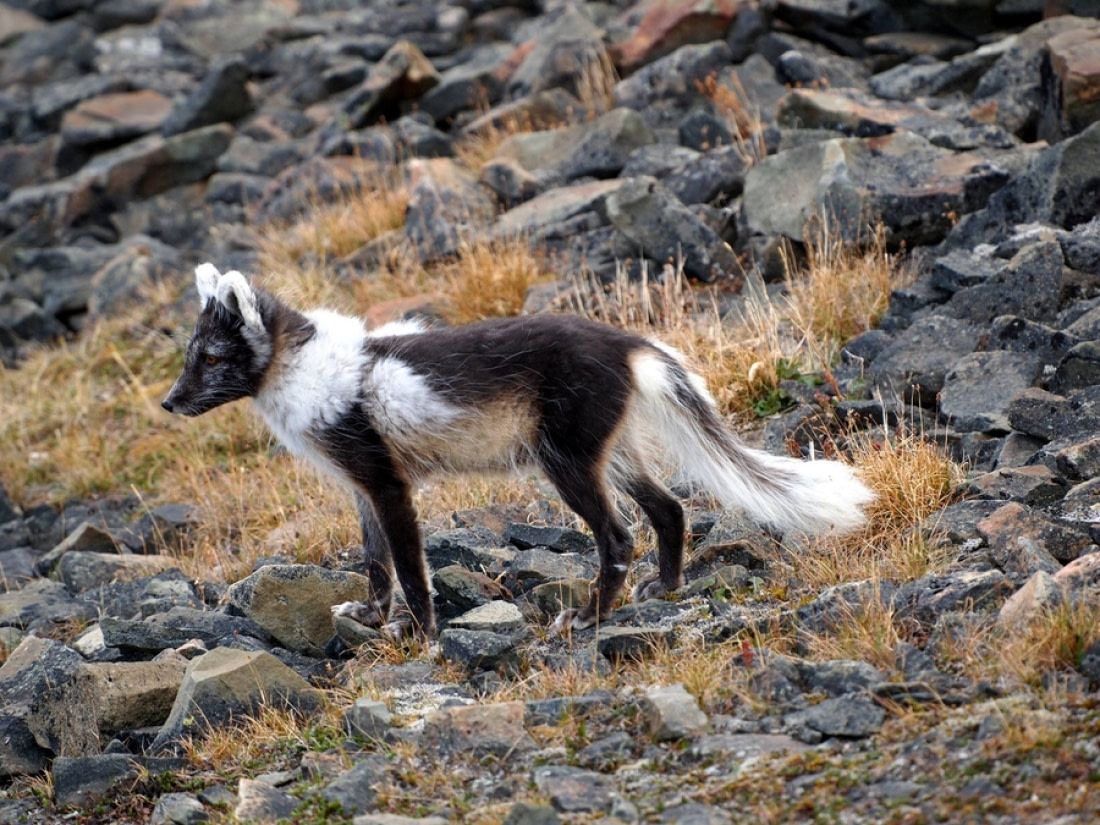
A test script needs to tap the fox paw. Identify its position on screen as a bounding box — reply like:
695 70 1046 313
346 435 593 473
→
630 574 680 603
551 607 599 635
331 600 385 627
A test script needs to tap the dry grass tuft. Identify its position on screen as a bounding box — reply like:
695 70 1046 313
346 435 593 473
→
697 71 767 166
574 46 619 116
784 219 905 364
436 236 555 323
260 170 409 272
995 599 1100 689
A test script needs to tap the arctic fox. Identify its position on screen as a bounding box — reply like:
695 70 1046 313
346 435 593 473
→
163 264 875 638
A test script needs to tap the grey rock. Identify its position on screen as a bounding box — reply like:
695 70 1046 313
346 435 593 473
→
344 699 393 741
321 755 388 815
151 647 322 750
800 696 886 738
532 765 615 814
615 41 734 112
420 42 511 123
423 701 537 758
447 601 525 634
662 144 750 206
795 580 897 636
496 108 655 184
743 130 1010 247
508 549 593 586
949 240 1063 325
478 157 544 208
605 176 738 282
796 659 886 697
504 3 603 100
894 570 1015 624
404 157 495 262
642 683 708 741
226 564 371 655
1051 340 1100 395
595 625 673 662
575 730 634 770
339 40 440 130
235 778 297 825
0 635 84 777
100 606 270 653
962 465 1070 506
503 523 594 554
0 578 94 633
868 315 983 406
439 628 521 675
948 119 1100 249
432 565 507 611
939 350 1042 433
657 802 732 825
503 801 560 825
690 509 773 571
988 316 1078 366
26 658 186 757
162 56 254 136
52 754 143 809
150 792 209 825
524 690 614 727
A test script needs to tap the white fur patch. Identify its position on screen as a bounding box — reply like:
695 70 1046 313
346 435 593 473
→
253 308 369 477
369 319 425 337
363 356 459 441
195 262 221 303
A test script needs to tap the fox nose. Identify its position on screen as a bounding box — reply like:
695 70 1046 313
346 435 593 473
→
161 399 174 413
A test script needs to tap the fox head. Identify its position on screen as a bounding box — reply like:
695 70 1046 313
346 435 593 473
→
162 264 274 416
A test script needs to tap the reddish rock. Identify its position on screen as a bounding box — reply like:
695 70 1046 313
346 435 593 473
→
61 90 173 147
1041 28 1100 140
614 0 745 75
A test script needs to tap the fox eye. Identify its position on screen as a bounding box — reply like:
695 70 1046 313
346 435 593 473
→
204 354 219 366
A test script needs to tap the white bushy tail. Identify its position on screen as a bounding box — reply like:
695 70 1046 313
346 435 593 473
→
627 349 874 536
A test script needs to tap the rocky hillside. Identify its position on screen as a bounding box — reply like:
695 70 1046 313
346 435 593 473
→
3 0 1100 823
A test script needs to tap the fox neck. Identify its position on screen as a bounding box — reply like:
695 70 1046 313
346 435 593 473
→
252 304 369 462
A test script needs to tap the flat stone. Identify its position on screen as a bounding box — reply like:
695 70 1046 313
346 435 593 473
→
235 778 297 824
439 628 521 675
495 108 655 183
642 683 709 741
423 701 537 758
800 696 885 738
595 625 673 662
60 89 172 146
963 465 1070 506
447 601 525 634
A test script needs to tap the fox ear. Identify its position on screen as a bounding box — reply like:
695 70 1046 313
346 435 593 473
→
195 262 221 304
216 270 264 332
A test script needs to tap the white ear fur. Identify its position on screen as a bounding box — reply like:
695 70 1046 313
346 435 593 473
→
195 262 221 304
215 270 265 331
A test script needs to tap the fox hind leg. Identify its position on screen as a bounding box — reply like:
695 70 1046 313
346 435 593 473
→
542 454 634 632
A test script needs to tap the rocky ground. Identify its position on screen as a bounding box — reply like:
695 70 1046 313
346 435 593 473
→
3 0 1100 823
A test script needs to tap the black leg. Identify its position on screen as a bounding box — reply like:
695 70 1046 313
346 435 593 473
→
623 476 686 601
542 455 634 630
365 480 435 637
